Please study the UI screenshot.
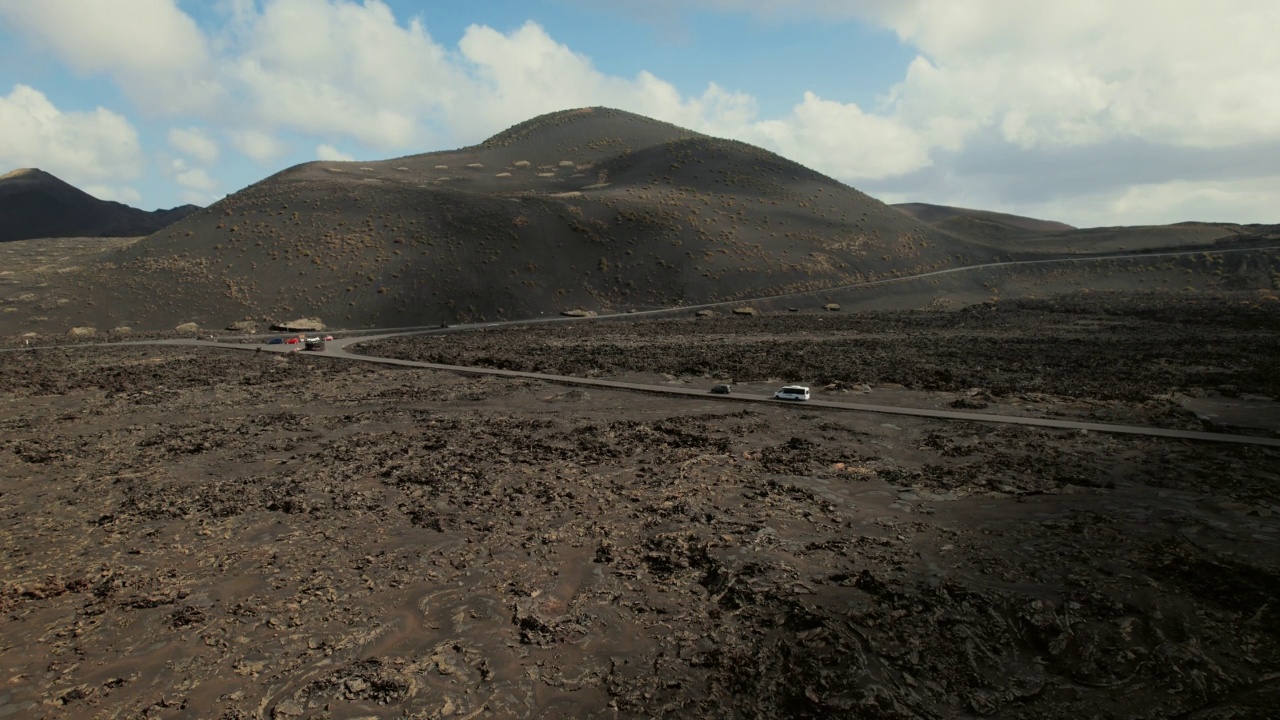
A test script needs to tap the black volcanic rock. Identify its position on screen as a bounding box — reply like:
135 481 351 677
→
0 168 200 242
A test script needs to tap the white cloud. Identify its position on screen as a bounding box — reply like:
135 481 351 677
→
229 0 455 148
0 0 221 114
5 0 1278 225
316 144 355 162
168 127 219 163
737 92 930 180
1070 178 1280 227
160 156 218 191
0 84 143 183
179 190 217 206
83 184 143 205
871 1 1280 150
229 129 289 162
175 168 218 192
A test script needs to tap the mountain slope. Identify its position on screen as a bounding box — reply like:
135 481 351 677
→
74 107 996 330
0 168 199 243
894 202 1075 234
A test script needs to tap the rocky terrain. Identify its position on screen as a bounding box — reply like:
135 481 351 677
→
2 292 1277 718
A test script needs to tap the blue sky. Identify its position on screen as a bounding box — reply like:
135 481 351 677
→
1 0 1277 228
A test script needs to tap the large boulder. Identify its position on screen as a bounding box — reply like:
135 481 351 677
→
271 317 325 332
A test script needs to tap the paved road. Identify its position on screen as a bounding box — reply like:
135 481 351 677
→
157 336 1280 449
6 243 1280 448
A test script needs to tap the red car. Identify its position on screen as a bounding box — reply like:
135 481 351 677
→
285 337 300 344
322 335 334 341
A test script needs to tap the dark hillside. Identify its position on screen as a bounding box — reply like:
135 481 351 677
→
73 107 990 330
0 168 198 242
895 202 1074 233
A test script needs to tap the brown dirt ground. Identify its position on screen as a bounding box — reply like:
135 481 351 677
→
2 297 1279 719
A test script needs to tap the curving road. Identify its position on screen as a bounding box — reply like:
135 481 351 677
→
139 335 1280 449
5 243 1280 448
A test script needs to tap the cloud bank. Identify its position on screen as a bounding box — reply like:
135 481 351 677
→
0 0 1275 224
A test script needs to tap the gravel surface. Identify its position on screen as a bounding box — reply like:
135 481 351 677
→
2 295 1278 718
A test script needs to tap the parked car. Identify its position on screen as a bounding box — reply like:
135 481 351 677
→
266 337 284 345
285 337 300 345
322 335 334 341
710 384 731 394
304 338 326 351
774 385 811 401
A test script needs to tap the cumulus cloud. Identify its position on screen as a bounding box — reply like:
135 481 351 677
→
83 184 143 205
738 92 929 180
5 0 1276 224
0 0 221 114
0 84 143 183
228 0 454 148
168 127 219 163
175 168 218 192
316 144 355 162
229 129 290 162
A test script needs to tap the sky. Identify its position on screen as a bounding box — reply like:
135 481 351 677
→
1 1 1277 228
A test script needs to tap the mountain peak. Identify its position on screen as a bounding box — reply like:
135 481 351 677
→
0 167 57 183
0 168 197 242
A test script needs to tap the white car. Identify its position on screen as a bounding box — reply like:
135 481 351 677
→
774 385 810 401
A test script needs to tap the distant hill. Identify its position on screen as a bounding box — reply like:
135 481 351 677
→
894 202 1074 232
0 168 199 243
894 201 1268 254
893 202 1075 243
66 107 999 330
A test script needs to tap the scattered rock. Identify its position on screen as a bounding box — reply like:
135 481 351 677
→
824 303 841 311
695 309 715 318
272 699 304 717
271 317 325 332
175 322 199 333
67 326 96 337
561 309 596 318
732 307 758 316
225 321 258 333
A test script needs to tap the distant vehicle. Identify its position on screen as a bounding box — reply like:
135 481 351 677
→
774 385 810 401
285 338 300 345
710 384 731 394
322 335 334 341
304 338 326 351
266 337 284 345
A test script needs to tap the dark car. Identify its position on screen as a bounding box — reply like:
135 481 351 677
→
266 337 284 345
710 384 731 394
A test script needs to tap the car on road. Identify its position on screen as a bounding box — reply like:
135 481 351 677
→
774 385 810 401
710 384 731 394
322 335 334 341
266 337 284 345
285 337 300 345
304 337 325 351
